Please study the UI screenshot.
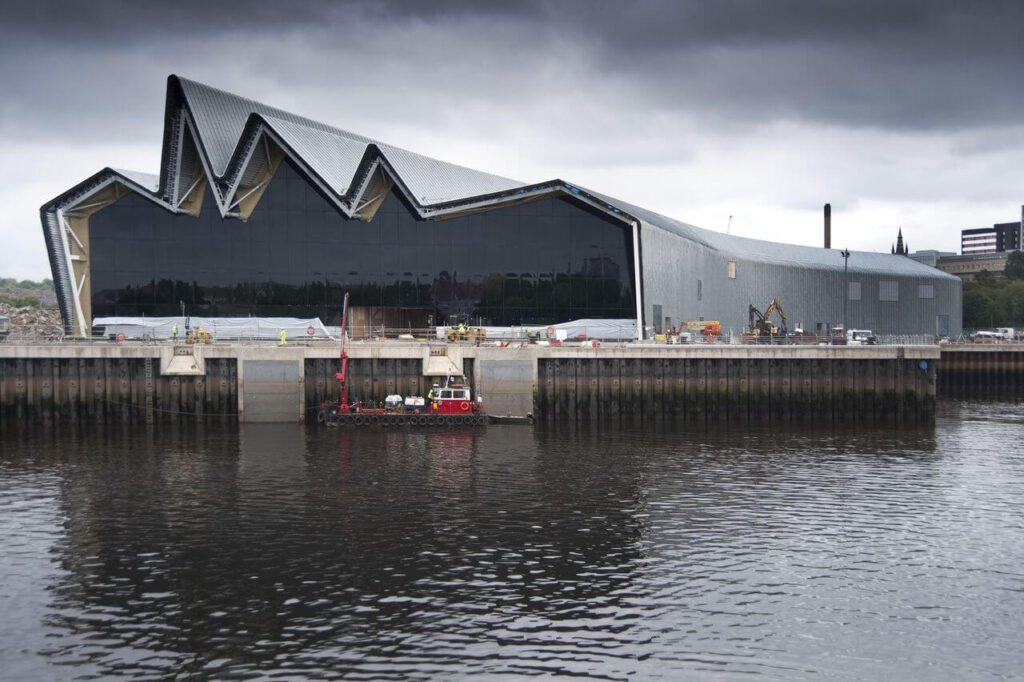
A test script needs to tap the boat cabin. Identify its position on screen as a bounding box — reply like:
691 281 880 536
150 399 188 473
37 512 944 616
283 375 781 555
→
430 382 478 415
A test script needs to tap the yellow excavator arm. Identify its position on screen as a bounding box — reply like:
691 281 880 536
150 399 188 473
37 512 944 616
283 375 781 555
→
763 298 787 330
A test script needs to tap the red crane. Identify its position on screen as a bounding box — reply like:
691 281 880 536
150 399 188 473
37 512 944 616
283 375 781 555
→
335 292 351 412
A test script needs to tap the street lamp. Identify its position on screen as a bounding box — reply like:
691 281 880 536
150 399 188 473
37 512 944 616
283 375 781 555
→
840 248 851 336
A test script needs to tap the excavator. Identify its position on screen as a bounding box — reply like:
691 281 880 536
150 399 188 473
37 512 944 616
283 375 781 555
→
748 298 788 342
445 324 487 343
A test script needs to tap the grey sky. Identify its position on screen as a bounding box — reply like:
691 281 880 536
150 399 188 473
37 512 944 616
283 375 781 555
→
2 0 1022 278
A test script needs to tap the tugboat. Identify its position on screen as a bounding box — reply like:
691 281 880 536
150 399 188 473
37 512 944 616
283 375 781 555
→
317 378 487 426
317 293 487 427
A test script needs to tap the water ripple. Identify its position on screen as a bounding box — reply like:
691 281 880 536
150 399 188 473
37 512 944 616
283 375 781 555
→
0 403 1022 679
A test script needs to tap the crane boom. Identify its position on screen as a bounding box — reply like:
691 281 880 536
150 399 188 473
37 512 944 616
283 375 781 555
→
763 298 787 331
335 292 350 412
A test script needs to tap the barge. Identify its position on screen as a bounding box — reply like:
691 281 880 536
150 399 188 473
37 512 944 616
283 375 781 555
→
318 292 489 427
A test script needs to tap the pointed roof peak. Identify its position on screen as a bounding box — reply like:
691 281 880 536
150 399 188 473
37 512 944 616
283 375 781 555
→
167 74 521 202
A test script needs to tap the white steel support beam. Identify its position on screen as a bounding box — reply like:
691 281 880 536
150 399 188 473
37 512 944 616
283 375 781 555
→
176 175 203 208
65 199 114 214
62 213 86 252
632 221 643 341
356 191 386 213
57 208 87 338
228 178 267 211
172 114 186 204
351 160 383 209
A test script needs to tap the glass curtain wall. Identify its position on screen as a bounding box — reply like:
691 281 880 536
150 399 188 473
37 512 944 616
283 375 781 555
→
89 159 636 325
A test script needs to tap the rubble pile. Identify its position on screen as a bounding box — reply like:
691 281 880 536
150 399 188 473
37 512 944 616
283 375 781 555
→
0 303 65 341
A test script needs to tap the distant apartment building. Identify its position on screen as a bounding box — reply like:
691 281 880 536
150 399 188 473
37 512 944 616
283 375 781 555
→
930 207 1023 281
961 213 1023 255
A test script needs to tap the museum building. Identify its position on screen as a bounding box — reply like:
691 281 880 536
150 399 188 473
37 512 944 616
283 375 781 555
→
41 75 962 338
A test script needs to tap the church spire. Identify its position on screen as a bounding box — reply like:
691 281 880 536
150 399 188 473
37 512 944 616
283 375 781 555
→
894 227 907 255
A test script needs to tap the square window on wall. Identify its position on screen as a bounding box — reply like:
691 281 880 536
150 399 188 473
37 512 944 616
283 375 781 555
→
728 261 736 279
918 284 935 299
848 281 862 301
879 281 899 302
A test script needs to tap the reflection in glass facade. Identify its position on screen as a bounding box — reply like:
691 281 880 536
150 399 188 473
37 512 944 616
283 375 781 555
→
89 159 636 325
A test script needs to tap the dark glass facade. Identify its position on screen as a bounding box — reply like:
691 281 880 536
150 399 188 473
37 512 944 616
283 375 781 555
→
89 159 636 325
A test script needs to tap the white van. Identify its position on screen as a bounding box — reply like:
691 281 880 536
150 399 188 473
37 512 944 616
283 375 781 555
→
846 329 878 346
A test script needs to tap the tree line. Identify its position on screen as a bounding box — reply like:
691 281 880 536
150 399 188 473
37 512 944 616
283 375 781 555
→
962 251 1024 330
0 277 54 291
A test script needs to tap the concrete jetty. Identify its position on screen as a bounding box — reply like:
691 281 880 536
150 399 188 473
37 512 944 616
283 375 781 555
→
0 341 945 425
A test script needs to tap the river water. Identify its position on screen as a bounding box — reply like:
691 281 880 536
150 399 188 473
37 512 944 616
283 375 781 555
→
1 402 1022 680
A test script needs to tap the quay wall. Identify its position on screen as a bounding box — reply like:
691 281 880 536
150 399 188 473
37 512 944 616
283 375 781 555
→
937 344 1024 401
0 355 237 425
536 349 937 425
0 342 944 425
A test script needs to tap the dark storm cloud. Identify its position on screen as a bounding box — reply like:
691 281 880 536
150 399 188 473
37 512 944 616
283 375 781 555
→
0 0 521 43
543 0 1024 130
3 0 1022 277
3 0 1022 135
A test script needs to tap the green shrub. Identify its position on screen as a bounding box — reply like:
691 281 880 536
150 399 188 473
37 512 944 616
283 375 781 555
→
0 293 41 308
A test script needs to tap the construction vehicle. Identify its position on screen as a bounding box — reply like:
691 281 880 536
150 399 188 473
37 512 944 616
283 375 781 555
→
0 315 8 341
446 325 487 343
685 320 721 340
748 298 788 342
185 325 211 344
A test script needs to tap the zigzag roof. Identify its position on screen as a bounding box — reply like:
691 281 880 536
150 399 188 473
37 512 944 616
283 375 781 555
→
42 74 958 333
173 76 523 204
168 76 958 277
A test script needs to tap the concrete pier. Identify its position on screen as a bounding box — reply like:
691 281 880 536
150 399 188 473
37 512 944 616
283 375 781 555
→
937 344 1024 400
0 341 946 425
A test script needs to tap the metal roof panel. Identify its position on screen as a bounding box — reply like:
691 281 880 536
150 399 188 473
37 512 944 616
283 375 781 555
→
581 186 958 280
262 115 369 195
111 169 160 193
177 76 522 205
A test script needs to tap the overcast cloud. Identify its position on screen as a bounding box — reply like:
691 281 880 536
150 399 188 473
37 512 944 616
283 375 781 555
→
2 0 1022 279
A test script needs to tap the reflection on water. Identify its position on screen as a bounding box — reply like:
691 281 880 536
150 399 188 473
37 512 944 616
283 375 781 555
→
1 402 1022 680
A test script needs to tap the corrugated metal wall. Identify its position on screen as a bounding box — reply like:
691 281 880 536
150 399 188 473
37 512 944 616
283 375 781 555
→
640 223 963 337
